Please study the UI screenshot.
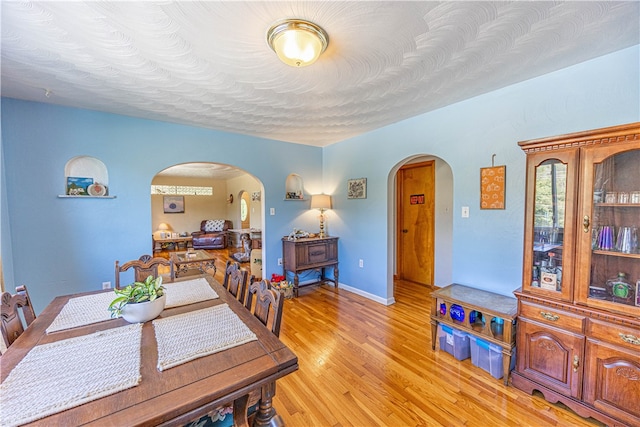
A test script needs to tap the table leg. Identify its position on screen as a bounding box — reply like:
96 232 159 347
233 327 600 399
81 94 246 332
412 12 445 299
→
333 264 339 289
502 349 512 386
253 382 283 427
430 320 438 351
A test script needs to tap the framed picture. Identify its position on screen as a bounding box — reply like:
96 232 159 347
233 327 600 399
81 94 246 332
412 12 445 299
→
163 196 184 213
480 165 506 209
347 178 367 199
66 176 93 196
636 280 640 307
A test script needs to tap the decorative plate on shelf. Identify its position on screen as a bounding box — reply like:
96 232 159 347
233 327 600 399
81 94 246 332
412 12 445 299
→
87 183 107 196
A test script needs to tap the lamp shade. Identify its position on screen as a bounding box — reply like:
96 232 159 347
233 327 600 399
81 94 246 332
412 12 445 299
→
267 19 328 67
157 223 170 231
310 194 332 210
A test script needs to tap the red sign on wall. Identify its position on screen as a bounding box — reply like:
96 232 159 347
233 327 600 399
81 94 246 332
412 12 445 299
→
410 194 425 205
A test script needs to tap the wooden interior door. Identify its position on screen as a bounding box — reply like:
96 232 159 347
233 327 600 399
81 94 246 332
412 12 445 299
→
397 160 435 285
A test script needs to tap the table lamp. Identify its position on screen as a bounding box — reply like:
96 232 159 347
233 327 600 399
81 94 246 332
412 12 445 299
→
310 194 332 238
157 223 170 238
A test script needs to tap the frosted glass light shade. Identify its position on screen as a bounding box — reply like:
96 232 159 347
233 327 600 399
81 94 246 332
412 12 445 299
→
267 19 328 67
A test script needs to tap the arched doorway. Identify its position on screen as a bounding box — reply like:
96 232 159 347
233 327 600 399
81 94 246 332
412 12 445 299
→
391 155 454 295
149 162 263 253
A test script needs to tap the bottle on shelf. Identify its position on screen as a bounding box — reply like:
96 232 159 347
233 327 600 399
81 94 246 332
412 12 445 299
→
606 272 633 305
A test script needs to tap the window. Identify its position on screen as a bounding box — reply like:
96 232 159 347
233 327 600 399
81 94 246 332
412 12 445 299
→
151 185 212 196
240 198 248 221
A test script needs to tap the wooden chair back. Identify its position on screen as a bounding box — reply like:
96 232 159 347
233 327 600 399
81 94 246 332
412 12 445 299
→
245 279 283 337
225 262 248 303
221 260 233 290
115 254 173 289
1 285 37 348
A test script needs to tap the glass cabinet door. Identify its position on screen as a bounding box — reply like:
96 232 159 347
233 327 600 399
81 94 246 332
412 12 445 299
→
576 144 640 315
523 150 578 301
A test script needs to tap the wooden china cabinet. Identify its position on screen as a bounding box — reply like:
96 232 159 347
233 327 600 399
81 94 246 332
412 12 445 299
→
512 123 640 427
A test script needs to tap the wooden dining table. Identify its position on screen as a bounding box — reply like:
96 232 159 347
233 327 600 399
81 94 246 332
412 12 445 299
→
0 275 298 426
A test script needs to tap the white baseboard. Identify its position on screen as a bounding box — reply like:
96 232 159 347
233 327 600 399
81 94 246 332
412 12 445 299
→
337 283 395 306
297 280 395 306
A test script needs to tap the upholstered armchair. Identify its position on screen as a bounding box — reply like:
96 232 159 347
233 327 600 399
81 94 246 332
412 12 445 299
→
191 219 232 249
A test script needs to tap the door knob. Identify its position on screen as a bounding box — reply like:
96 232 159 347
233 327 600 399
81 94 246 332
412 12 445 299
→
402 229 408 233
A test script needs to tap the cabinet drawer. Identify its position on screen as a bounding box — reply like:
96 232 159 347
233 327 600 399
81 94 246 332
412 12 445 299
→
520 301 585 333
307 243 329 263
587 318 640 353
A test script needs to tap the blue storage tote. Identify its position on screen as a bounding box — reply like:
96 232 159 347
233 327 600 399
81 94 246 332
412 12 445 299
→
438 324 471 361
469 335 515 380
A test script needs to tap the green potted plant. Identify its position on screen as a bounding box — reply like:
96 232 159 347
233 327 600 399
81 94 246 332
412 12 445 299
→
108 275 166 323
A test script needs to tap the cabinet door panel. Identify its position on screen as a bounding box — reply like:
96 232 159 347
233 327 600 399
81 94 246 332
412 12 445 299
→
517 318 584 398
307 243 329 263
584 339 640 426
575 142 640 318
522 149 578 302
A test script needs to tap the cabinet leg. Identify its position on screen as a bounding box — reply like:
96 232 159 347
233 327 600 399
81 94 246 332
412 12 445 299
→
294 273 299 297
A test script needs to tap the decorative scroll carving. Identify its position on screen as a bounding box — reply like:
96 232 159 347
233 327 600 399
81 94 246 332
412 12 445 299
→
616 367 639 381
538 341 557 352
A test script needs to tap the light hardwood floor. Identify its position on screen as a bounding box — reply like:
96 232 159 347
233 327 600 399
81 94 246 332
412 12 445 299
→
159 249 604 427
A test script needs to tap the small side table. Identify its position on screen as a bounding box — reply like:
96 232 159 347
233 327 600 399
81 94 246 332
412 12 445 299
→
282 236 338 297
430 283 517 385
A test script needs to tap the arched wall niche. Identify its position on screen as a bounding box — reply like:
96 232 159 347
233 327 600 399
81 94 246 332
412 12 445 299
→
59 155 114 198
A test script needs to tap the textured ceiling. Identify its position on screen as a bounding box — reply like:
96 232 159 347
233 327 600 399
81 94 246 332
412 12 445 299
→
1 1 638 147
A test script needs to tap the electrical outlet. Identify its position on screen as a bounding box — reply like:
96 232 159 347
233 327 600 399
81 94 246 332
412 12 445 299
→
359 259 364 268
102 281 111 290
462 206 470 218
277 258 283 266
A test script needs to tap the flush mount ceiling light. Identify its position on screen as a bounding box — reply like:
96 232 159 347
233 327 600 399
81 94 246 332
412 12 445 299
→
267 19 328 67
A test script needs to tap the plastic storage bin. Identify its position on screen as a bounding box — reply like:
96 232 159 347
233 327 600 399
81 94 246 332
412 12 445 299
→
469 336 515 380
438 324 471 361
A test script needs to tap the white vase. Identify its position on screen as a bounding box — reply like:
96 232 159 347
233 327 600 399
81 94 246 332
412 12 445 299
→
121 294 166 323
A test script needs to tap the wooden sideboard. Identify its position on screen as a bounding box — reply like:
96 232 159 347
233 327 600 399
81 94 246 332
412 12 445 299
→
282 237 338 297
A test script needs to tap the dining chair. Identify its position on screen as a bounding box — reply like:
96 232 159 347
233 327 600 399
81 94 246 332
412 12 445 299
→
221 260 232 290
115 254 174 289
225 262 249 304
1 285 37 349
243 279 285 427
245 279 283 337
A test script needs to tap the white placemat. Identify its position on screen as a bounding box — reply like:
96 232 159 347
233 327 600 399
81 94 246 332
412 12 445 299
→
164 277 219 308
0 323 143 427
46 278 219 333
46 292 115 333
153 304 257 371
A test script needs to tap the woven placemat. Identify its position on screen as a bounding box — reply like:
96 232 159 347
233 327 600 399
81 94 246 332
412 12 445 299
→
0 323 143 427
153 304 257 371
165 277 219 308
46 278 218 333
46 292 115 333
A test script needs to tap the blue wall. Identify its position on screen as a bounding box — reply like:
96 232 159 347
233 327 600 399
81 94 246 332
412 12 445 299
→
2 45 639 312
324 46 639 300
1 104 323 312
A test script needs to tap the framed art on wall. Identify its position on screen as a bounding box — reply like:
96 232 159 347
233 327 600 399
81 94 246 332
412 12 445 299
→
163 196 184 213
347 178 367 199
